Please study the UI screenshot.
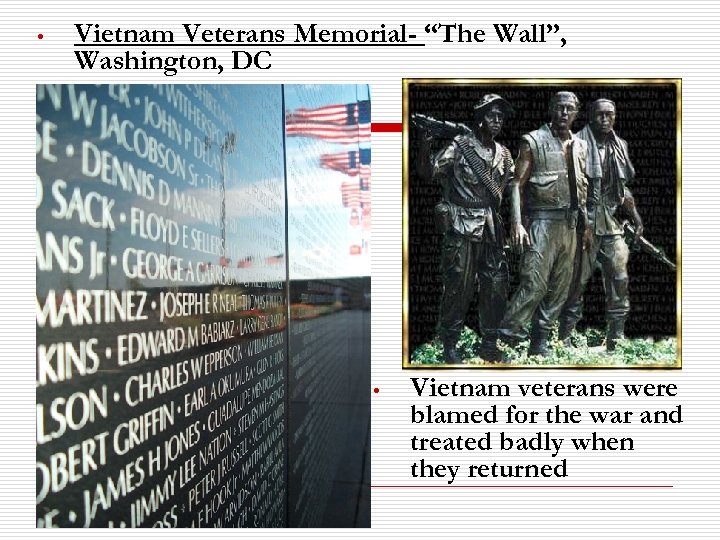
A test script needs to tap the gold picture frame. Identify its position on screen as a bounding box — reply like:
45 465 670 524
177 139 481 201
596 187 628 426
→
402 78 681 369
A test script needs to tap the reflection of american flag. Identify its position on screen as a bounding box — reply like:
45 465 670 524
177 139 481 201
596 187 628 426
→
341 181 360 207
362 206 371 232
286 100 371 144
360 186 371 207
350 239 370 255
350 208 360 227
320 149 371 177
237 256 253 268
265 254 285 265
286 122 371 144
341 180 371 209
288 100 370 123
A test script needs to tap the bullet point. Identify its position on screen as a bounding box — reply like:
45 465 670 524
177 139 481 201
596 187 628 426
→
373 388 379 393
38 34 44 40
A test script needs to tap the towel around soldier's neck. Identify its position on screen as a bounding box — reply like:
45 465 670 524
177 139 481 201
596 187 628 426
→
582 125 635 201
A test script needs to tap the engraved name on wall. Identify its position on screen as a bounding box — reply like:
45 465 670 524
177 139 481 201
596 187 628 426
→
36 84 288 528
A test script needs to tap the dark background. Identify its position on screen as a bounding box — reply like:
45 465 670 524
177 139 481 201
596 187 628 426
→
407 82 678 353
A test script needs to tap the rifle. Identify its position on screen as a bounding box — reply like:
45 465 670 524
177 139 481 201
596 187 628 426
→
410 113 473 139
412 113 505 202
622 221 676 271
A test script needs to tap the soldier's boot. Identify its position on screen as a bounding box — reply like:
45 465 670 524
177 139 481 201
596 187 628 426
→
443 340 463 365
606 320 625 353
479 333 501 363
558 319 575 348
495 334 516 364
529 329 551 357
606 276 629 353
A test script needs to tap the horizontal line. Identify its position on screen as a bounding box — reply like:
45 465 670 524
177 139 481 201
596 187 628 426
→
371 485 673 489
73 43 425 47
372 122 402 133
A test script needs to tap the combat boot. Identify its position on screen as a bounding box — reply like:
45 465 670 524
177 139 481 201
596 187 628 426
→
443 341 463 365
529 329 550 357
479 334 501 363
495 334 516 364
606 320 625 353
558 319 575 348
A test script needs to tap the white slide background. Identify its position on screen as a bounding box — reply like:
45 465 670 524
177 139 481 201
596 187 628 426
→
2 1 719 537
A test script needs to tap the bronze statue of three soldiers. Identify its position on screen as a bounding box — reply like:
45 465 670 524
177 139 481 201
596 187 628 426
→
414 91 645 364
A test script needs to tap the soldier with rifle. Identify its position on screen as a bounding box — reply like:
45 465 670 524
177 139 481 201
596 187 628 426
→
413 94 515 364
558 98 655 352
622 222 675 270
497 91 591 360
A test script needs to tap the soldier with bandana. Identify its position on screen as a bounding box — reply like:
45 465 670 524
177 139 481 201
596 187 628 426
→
558 98 644 351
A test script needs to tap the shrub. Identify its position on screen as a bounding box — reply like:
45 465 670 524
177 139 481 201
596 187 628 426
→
410 326 678 367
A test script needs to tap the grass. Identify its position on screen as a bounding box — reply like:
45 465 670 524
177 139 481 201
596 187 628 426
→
410 326 678 367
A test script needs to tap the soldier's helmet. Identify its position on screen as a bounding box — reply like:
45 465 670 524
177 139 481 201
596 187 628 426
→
473 94 514 116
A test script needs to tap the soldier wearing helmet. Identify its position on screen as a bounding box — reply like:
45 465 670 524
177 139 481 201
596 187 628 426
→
425 94 515 363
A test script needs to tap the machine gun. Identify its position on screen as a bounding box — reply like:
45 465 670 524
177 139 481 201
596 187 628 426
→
412 113 503 201
410 113 473 139
623 221 676 271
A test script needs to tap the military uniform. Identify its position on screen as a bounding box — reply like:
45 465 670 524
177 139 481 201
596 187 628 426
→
559 124 635 349
498 124 588 351
433 133 514 360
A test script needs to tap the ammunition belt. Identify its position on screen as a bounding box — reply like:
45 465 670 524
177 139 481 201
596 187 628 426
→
456 137 503 201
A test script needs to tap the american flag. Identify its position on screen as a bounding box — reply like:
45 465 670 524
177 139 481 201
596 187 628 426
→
285 122 371 144
320 148 371 178
341 180 371 208
341 181 359 208
362 206 371 232
350 239 370 255
237 256 253 268
360 188 371 207
265 254 285 265
350 208 360 227
286 100 371 144
288 100 370 124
